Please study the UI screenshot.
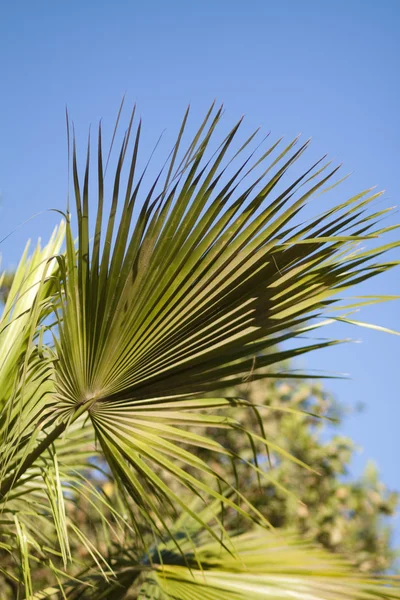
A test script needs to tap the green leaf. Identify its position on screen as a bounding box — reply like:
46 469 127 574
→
47 104 399 535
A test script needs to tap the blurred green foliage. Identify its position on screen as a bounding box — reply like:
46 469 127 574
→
184 376 398 573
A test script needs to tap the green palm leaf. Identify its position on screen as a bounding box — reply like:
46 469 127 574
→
0 223 65 485
32 105 400 531
2 103 399 559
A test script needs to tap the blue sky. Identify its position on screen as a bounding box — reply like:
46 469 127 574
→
1 1 399 545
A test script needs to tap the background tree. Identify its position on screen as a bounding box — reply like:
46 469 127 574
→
170 375 398 573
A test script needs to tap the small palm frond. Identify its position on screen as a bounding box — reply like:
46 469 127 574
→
0 222 65 404
0 222 65 485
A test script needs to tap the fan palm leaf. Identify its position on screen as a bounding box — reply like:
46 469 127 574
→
5 103 399 526
1 103 399 585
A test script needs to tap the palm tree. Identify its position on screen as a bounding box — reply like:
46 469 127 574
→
0 102 399 598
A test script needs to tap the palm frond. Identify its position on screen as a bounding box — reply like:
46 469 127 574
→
36 104 400 534
2 105 399 573
0 222 65 487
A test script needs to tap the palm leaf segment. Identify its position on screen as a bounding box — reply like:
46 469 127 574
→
0 224 65 483
0 225 68 591
4 104 397 540
50 103 399 532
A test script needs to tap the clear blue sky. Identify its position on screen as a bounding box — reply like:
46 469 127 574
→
1 1 399 545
